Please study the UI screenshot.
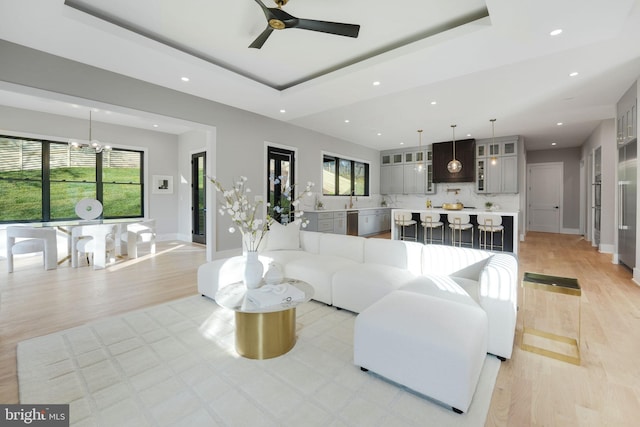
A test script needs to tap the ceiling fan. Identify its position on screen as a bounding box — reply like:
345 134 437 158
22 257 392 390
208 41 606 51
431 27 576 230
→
249 0 360 49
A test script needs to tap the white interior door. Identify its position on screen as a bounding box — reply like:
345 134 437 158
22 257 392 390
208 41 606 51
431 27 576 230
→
528 162 563 233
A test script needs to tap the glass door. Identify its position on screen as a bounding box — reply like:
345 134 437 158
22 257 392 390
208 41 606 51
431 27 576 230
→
267 147 295 224
191 152 206 244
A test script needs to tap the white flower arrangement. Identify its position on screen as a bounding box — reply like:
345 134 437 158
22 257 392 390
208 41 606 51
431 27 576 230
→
210 175 314 252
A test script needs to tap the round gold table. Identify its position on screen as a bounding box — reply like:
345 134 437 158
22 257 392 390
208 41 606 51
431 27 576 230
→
215 279 314 359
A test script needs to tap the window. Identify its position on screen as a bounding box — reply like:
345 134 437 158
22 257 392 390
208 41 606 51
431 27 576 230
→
267 146 295 224
323 155 369 196
0 135 144 223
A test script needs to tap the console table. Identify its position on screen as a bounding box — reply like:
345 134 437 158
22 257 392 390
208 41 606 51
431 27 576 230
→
215 279 314 359
521 272 581 365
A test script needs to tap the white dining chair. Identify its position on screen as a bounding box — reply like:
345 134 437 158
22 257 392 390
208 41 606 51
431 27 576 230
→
420 213 444 245
447 213 474 248
6 226 58 273
72 224 117 269
120 219 156 259
394 211 417 241
477 213 504 251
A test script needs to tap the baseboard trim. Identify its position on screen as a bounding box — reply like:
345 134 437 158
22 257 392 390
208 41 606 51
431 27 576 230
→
561 228 580 235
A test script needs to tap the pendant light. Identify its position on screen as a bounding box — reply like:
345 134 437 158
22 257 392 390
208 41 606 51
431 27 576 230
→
490 119 497 165
447 124 462 173
69 111 111 154
415 129 424 173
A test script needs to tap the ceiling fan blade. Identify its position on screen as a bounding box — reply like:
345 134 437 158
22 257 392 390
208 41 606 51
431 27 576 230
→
295 19 360 38
252 0 270 18
249 27 274 49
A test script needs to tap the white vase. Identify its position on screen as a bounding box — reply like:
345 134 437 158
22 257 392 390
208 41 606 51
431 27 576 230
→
243 251 263 289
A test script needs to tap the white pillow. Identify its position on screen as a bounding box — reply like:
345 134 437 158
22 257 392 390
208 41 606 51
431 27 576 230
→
265 221 301 251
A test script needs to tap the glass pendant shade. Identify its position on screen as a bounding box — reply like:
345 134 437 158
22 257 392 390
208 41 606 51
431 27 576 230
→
489 119 497 165
447 124 462 173
415 129 424 173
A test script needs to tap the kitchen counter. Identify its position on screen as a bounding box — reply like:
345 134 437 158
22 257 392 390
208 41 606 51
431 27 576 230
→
391 208 519 253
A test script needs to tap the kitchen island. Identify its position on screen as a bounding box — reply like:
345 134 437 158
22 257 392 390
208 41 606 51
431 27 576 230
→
391 208 519 253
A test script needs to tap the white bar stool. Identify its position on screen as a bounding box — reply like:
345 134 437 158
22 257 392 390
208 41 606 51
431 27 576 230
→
394 210 417 241
447 213 474 247
477 213 504 251
420 213 444 244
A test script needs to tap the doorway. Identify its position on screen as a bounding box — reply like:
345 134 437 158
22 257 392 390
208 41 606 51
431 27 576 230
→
527 162 563 233
191 152 206 244
267 146 296 224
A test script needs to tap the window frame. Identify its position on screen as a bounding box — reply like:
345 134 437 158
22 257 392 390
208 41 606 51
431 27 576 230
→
0 134 145 223
322 154 370 197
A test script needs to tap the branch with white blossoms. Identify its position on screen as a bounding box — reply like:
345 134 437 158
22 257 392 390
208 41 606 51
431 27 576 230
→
267 174 315 230
210 175 314 252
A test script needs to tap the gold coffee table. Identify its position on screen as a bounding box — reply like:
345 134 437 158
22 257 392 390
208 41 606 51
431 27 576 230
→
521 272 581 365
215 279 314 360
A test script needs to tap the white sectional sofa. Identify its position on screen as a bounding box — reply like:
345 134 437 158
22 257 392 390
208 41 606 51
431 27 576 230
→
197 226 518 360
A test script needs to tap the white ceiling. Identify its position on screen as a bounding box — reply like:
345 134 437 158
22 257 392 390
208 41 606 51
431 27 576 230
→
1 0 640 151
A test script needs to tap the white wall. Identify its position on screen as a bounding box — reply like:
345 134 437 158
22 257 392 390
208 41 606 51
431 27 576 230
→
581 119 616 253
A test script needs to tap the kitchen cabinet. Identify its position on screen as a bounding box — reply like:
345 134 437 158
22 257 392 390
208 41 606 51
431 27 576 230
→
358 208 391 236
380 164 404 194
333 211 346 235
381 148 434 195
476 136 518 194
304 211 346 234
617 82 637 145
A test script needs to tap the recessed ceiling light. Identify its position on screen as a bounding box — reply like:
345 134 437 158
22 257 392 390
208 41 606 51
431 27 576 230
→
557 122 563 126
279 109 286 113
152 124 159 128
550 29 563 36
70 104 79 108
551 142 557 146
344 119 350 123
467 134 472 137
430 101 437 105
400 142 405 145
373 81 381 86
181 76 190 82
377 132 382 136
569 72 579 77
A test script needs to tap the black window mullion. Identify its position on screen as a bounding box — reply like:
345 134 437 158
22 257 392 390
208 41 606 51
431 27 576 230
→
42 141 51 221
96 151 104 203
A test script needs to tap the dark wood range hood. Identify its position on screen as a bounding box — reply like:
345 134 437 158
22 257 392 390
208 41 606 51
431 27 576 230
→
432 138 476 183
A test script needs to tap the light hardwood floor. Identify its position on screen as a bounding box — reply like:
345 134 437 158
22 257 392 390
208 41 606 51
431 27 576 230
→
1 233 639 426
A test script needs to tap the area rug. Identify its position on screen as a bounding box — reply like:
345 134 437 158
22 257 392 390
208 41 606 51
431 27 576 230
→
18 296 500 426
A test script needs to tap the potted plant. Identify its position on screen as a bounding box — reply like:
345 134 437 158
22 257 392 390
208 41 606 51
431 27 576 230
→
485 201 493 211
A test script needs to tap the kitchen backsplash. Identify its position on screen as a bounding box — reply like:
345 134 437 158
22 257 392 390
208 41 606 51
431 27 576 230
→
304 182 519 211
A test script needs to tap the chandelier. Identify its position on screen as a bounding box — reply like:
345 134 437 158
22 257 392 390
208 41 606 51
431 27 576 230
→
69 111 111 154
447 124 462 173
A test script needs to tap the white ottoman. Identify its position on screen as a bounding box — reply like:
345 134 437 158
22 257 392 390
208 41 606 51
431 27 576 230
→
353 290 488 414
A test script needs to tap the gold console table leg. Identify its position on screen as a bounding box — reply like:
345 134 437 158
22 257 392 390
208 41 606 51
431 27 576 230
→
521 272 581 365
235 308 296 360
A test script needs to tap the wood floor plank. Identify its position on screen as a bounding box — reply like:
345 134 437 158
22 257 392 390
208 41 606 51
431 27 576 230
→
2 232 640 426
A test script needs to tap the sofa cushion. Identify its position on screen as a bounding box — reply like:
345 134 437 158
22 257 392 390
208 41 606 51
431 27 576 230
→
260 249 311 266
363 239 422 274
421 245 492 277
264 221 301 251
318 233 365 262
332 264 416 313
400 274 479 308
285 255 358 305
300 230 321 254
354 290 487 414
